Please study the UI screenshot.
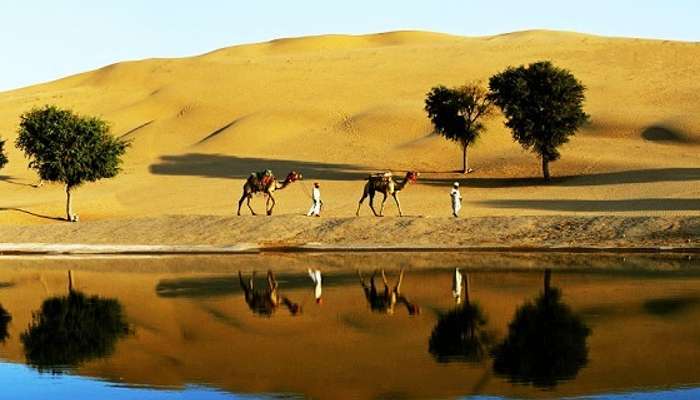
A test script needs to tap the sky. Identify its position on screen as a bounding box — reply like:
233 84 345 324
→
1 0 698 91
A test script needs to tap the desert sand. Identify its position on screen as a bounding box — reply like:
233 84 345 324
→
0 30 698 247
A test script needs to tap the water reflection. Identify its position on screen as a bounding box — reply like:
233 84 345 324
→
358 269 420 315
429 271 494 363
491 269 591 387
0 304 10 343
238 270 302 316
20 271 131 372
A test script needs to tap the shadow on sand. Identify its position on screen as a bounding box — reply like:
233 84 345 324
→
149 153 371 181
479 198 700 212
0 208 65 221
0 175 37 188
422 168 700 188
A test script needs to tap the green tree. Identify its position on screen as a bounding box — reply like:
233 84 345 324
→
425 83 495 173
489 61 589 181
0 137 8 170
16 105 129 221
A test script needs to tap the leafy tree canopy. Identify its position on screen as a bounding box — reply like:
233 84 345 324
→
489 61 588 179
0 138 7 170
16 105 129 188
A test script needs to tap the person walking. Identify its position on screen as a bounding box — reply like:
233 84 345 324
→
307 182 322 217
450 182 462 217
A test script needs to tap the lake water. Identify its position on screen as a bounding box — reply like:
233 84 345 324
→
0 252 698 399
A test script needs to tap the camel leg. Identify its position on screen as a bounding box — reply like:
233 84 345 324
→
379 193 388 216
368 192 380 217
355 185 369 217
245 195 257 216
395 268 405 295
393 194 403 217
267 270 278 291
237 193 248 216
266 193 276 216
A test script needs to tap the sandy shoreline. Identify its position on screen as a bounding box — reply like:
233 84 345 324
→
0 215 697 254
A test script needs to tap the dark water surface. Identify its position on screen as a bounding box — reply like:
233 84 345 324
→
0 252 698 399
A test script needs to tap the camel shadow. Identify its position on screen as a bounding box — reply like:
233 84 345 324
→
422 168 700 188
149 153 371 181
0 208 65 221
479 198 700 212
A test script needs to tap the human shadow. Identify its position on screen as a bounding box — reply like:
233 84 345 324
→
479 198 700 212
421 168 700 188
20 271 131 373
491 270 591 388
0 207 65 221
149 153 371 181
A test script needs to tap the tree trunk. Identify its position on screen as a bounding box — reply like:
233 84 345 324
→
462 144 470 174
542 157 551 181
544 268 552 299
65 184 74 222
464 272 471 305
68 270 74 293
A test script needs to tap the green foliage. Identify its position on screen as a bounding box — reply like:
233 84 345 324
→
425 83 494 172
489 61 589 178
20 291 131 373
15 105 129 188
491 287 591 387
0 137 7 170
429 302 494 363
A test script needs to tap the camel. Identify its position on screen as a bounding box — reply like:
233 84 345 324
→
237 170 303 216
238 270 302 316
358 269 420 315
356 171 419 217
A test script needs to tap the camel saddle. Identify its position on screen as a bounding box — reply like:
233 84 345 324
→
250 170 274 191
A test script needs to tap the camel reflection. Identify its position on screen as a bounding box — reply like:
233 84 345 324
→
358 269 420 315
491 269 591 387
239 270 302 317
21 271 131 372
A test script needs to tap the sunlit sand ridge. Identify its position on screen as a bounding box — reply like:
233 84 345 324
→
0 30 698 243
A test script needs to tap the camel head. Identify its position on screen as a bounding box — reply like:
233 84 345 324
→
405 171 419 184
285 170 303 183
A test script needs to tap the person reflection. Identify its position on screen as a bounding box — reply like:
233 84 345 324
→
491 269 591 387
239 270 302 317
429 270 493 363
358 269 420 315
21 270 131 372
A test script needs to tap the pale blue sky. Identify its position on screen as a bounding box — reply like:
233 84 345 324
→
1 0 698 91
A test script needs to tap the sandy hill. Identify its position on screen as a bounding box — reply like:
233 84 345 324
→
0 30 698 226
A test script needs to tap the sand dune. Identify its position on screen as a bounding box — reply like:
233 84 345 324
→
0 30 698 232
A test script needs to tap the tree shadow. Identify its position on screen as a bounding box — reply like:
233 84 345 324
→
641 125 697 144
156 271 360 299
479 198 700 212
421 168 700 188
0 208 65 221
643 295 700 317
149 153 372 181
0 304 11 343
0 175 36 188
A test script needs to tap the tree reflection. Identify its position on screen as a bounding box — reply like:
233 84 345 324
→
0 304 11 343
21 271 131 372
491 269 591 387
429 271 493 363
